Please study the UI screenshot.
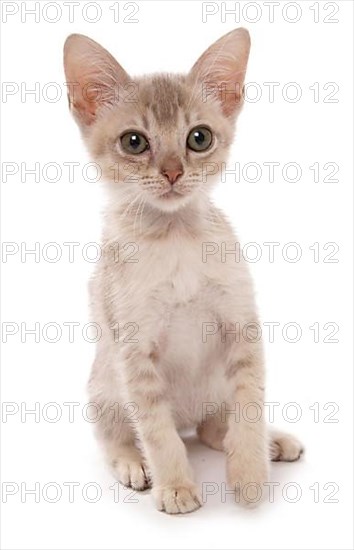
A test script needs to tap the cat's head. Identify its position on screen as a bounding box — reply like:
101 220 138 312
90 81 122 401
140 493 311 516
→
63 29 250 213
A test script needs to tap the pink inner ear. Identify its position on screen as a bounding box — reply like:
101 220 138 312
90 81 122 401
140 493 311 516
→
64 34 130 127
71 94 97 126
198 76 244 118
65 76 102 126
218 77 245 117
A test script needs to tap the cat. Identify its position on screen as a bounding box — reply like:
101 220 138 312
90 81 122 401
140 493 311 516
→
63 28 303 514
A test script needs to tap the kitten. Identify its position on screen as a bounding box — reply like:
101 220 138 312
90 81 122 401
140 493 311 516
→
63 28 303 514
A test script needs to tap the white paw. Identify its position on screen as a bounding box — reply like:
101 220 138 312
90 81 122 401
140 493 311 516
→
153 482 202 514
270 432 304 462
112 458 151 491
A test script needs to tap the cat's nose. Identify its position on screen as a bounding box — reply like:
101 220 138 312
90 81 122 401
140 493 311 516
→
161 160 183 184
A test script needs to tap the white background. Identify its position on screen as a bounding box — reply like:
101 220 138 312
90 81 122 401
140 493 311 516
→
1 1 353 549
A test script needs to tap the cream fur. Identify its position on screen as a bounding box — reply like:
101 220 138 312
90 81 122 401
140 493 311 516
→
63 28 303 514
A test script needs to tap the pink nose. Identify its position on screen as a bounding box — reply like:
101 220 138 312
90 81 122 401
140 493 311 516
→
161 166 183 185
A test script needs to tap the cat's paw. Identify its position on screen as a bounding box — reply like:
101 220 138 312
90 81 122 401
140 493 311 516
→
153 482 202 514
227 453 269 506
270 431 304 462
112 458 151 491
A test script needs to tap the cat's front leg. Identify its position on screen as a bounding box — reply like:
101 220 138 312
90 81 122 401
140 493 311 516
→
120 345 201 514
223 349 269 506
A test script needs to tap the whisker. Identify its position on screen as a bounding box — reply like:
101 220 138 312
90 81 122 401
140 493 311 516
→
133 196 144 238
120 192 142 221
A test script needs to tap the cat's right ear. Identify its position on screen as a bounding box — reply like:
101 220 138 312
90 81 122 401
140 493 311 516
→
63 34 130 128
188 28 251 118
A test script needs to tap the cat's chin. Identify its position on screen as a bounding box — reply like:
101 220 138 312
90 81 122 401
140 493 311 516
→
148 191 194 213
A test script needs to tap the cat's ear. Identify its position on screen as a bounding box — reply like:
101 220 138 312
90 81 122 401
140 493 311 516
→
63 34 130 127
188 28 250 118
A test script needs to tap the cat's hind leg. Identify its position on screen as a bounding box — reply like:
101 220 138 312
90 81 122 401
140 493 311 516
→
197 412 227 451
197 415 304 463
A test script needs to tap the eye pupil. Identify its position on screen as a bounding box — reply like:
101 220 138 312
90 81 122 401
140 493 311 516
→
194 131 204 144
130 134 140 148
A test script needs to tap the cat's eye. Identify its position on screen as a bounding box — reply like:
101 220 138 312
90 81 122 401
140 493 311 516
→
120 132 149 154
187 126 213 152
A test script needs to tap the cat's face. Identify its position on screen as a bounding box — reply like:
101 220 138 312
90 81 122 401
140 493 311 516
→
64 29 250 213
87 75 235 212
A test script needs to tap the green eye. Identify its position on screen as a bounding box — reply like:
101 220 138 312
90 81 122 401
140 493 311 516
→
120 132 149 154
187 126 213 152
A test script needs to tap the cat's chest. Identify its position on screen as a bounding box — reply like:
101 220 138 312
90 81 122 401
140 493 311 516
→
139 237 210 303
110 231 238 317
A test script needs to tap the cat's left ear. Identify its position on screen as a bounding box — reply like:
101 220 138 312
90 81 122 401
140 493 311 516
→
64 34 130 128
188 28 250 118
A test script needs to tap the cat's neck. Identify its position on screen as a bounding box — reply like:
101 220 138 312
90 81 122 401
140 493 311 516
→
104 194 224 242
